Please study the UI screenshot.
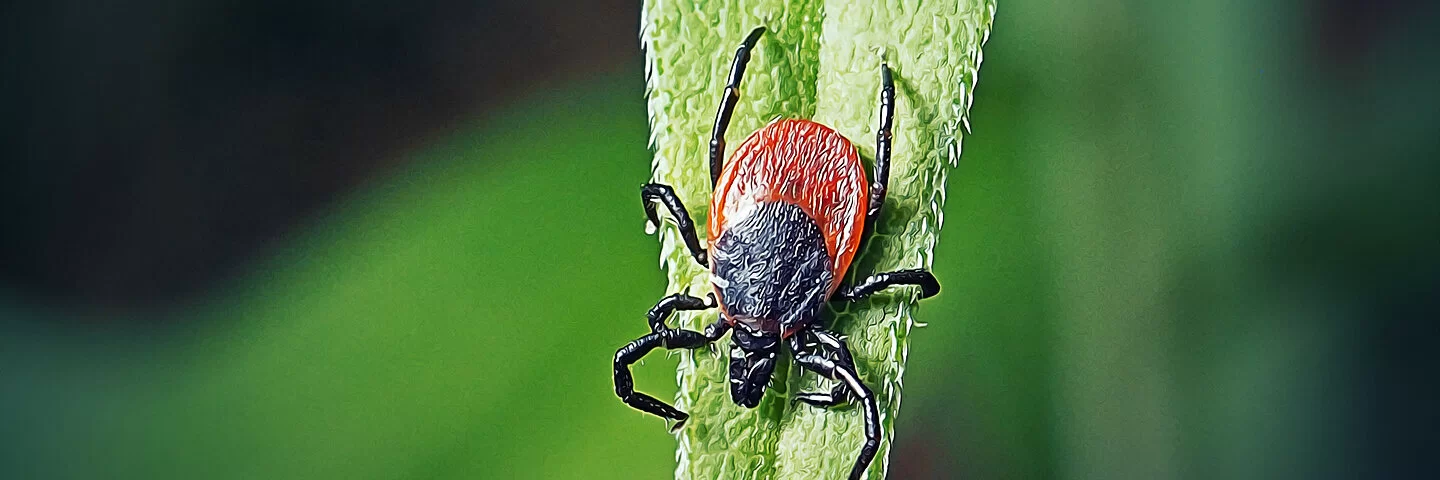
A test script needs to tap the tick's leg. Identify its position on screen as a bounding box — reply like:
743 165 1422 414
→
615 315 730 431
865 63 896 234
835 268 939 302
646 292 715 333
791 329 858 407
811 328 857 370
642 183 709 267
795 383 854 408
709 26 766 188
790 328 881 480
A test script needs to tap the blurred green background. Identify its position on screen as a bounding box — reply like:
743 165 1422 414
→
3 1 1436 479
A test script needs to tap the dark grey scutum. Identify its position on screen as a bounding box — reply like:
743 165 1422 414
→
711 200 834 407
712 201 835 337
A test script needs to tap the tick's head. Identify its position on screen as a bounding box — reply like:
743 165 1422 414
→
728 322 779 408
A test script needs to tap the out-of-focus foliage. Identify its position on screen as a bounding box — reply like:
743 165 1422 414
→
3 0 1435 479
1 80 682 479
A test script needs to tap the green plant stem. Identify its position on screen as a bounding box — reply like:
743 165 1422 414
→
641 1 994 478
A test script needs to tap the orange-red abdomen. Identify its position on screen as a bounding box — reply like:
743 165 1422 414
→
709 118 868 290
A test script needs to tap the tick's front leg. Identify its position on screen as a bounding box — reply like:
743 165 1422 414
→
788 327 880 480
614 297 728 430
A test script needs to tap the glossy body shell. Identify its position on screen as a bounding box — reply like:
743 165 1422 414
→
709 118 868 339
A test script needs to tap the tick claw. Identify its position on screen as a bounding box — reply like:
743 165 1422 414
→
669 414 689 432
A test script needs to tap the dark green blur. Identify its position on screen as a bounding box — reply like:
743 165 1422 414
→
3 1 1435 479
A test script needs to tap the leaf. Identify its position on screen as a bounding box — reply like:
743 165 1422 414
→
640 0 995 478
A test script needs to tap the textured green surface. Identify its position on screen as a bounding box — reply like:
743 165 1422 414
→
640 1 995 478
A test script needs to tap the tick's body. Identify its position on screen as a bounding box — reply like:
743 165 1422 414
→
711 119 868 339
614 26 940 480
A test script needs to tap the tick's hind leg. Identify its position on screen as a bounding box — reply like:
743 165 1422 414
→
789 327 881 480
865 63 896 234
641 183 709 267
709 26 766 188
614 296 729 430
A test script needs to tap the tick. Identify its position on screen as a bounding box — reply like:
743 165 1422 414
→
613 26 940 480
